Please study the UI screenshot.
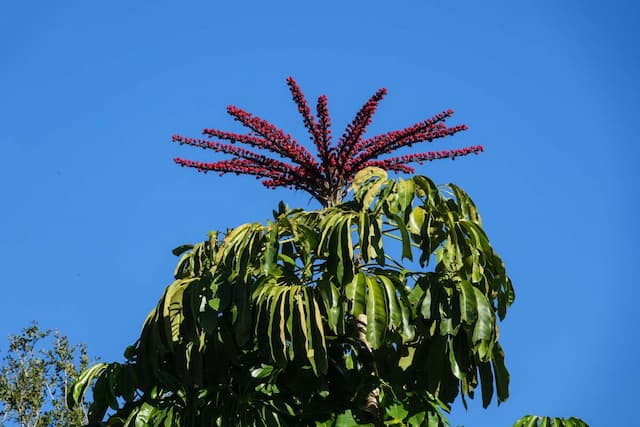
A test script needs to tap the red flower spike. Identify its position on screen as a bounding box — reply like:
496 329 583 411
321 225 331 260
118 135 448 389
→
316 95 332 165
336 88 387 169
174 77 482 207
286 77 324 157
225 105 318 170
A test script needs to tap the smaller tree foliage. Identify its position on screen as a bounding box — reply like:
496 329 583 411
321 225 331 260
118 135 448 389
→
512 415 589 427
0 322 89 427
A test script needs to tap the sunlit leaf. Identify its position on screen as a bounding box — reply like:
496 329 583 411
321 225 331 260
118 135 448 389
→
365 275 387 349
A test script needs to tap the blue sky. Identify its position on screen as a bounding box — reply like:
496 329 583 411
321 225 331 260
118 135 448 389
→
1 1 638 425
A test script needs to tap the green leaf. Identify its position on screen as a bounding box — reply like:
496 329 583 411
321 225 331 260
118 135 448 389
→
132 402 155 427
388 213 413 261
512 416 590 427
261 222 279 275
88 368 116 421
232 282 252 348
457 280 478 324
161 279 195 344
352 166 387 194
68 362 107 409
396 178 415 216
250 364 274 379
287 288 296 361
317 278 342 333
427 410 446 427
172 244 194 256
420 283 438 320
472 287 494 344
266 286 287 367
398 291 416 342
449 183 481 225
359 209 371 263
352 167 388 209
408 206 425 235
296 288 314 372
492 342 510 404
447 338 464 380
399 346 415 371
363 176 388 210
513 415 541 427
378 275 401 330
413 175 441 207
306 292 328 375
370 214 385 264
365 275 388 349
339 216 355 284
478 361 494 408
347 273 367 317
334 409 372 427
406 411 425 427
385 402 408 423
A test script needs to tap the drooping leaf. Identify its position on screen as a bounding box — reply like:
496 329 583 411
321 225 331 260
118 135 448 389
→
378 275 401 330
309 295 329 375
365 275 388 349
261 222 280 275
408 206 425 235
472 286 494 344
478 360 494 409
492 342 510 404
347 273 367 317
388 212 413 261
395 178 415 219
172 244 194 257
457 280 478 324
68 362 107 409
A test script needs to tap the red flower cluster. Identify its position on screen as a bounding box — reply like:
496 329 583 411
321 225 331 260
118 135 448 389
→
174 77 483 206
366 145 485 173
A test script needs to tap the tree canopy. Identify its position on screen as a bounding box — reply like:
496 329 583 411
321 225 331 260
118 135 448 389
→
68 78 588 427
0 322 89 426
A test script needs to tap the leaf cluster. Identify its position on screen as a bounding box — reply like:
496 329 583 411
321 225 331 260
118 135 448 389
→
69 169 516 426
512 415 589 427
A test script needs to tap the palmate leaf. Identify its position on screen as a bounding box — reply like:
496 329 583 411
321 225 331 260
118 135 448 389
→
351 172 514 407
254 281 329 375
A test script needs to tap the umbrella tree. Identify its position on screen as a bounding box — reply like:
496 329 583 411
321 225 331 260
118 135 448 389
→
69 78 586 427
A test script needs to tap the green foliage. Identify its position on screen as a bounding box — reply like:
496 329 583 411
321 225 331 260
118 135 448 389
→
0 322 89 427
512 415 590 427
69 170 516 426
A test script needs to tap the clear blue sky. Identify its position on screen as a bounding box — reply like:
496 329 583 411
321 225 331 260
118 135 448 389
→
1 1 638 425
